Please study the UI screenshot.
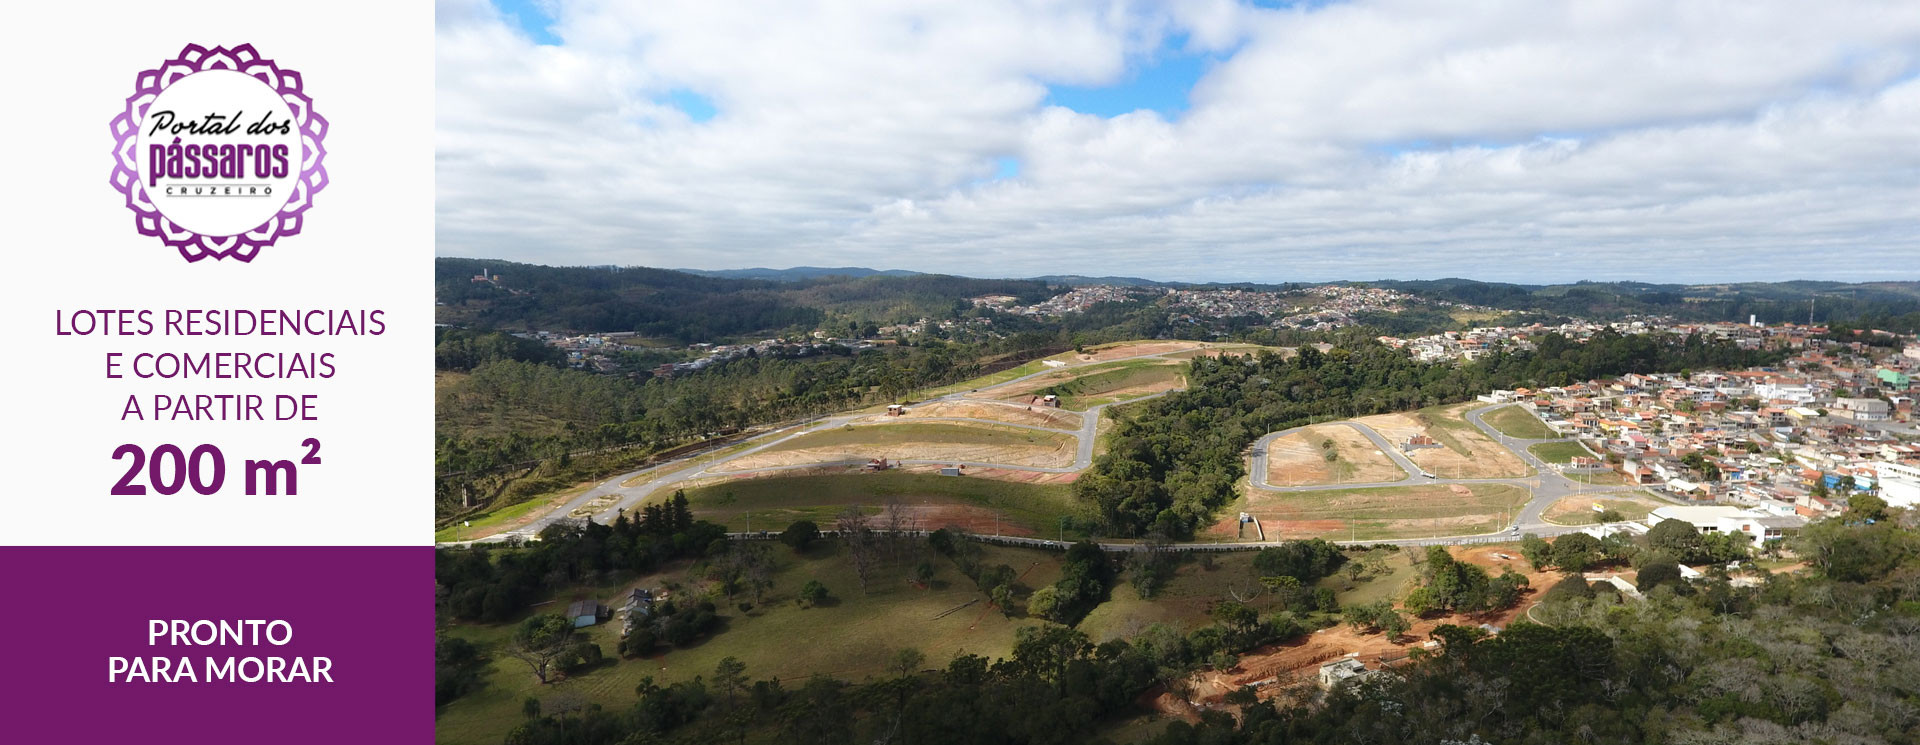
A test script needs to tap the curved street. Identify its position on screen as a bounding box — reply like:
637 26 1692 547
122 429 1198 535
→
445 347 1654 548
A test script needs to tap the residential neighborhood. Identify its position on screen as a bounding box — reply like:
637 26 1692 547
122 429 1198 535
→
1493 330 1919 523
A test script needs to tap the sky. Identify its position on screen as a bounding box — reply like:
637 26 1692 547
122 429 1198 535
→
437 0 1920 284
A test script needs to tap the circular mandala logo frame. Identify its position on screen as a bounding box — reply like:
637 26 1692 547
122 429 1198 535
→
109 44 329 263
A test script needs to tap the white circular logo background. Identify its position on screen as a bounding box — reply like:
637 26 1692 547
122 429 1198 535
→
134 69 302 237
110 44 329 263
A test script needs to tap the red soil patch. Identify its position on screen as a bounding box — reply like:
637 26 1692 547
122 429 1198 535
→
901 504 1035 537
1074 341 1207 362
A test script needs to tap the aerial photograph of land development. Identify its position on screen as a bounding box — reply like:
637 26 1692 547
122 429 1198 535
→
432 2 1920 744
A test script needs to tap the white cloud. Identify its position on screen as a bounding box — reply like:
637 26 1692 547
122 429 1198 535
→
435 0 1920 282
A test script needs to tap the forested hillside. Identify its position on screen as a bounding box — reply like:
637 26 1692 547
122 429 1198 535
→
1077 330 1785 538
458 508 1920 745
435 338 1064 516
437 258 1052 341
1379 278 1920 329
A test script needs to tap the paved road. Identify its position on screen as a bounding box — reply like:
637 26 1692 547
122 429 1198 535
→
1249 420 1425 490
446 348 1197 545
1246 403 1649 538
443 357 1655 549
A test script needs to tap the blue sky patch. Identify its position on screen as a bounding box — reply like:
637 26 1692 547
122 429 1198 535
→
1045 36 1215 118
662 90 718 122
495 0 561 46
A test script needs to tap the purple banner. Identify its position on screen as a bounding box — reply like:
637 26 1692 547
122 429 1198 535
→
0 546 431 743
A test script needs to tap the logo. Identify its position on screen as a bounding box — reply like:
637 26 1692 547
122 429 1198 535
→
109 44 328 262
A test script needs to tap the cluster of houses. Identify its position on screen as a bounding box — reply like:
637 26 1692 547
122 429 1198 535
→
565 587 662 634
1012 283 1487 333
1485 333 1920 520
1271 285 1437 331
871 317 995 337
1013 285 1157 316
652 338 882 378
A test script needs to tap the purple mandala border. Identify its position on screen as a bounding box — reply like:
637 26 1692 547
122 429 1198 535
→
109 43 329 263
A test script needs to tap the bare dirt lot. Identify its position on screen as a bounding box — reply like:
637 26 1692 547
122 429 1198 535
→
1543 494 1662 525
860 400 1083 431
991 361 1186 409
1163 346 1294 360
1264 425 1407 486
1183 544 1544 707
714 422 1077 472
1352 407 1529 478
1222 483 1529 541
894 463 1080 485
1070 341 1210 362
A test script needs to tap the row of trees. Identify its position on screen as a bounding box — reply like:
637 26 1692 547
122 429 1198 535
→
435 492 723 623
484 507 1920 745
435 338 1065 517
1078 330 1781 537
1156 509 1920 745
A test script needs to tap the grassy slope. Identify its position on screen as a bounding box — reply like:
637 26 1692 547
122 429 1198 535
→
1414 403 1533 478
762 421 1074 453
1544 496 1660 525
435 483 594 542
678 472 1083 534
1251 483 1530 540
1481 406 1555 439
1528 441 1594 463
437 542 1057 745
442 539 1423 744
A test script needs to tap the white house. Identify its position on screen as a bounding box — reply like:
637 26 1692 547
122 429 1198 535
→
1648 505 1803 547
1876 461 1920 509
1318 657 1370 689
1647 505 1747 533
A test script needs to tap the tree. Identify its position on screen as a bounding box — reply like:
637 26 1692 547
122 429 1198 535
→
1521 534 1553 571
836 506 876 593
797 579 830 608
888 647 925 678
713 656 749 708
1380 609 1410 640
1026 586 1061 621
503 614 576 685
1253 539 1345 583
1648 519 1704 561
1848 493 1889 522
1637 561 1684 593
1429 623 1487 656
781 520 820 551
1552 533 1602 574
620 626 658 658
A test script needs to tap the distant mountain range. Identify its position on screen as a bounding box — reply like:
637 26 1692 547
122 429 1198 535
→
444 258 1920 334
675 266 1169 286
675 266 925 281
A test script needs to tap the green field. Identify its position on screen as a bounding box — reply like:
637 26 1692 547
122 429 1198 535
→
1159 343 1291 360
762 421 1073 453
1004 359 1186 410
434 485 590 543
914 352 1080 399
679 472 1084 535
437 529 1425 744
1481 406 1555 439
1249 483 1530 540
1527 440 1595 463
437 542 1060 745
1543 496 1660 525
